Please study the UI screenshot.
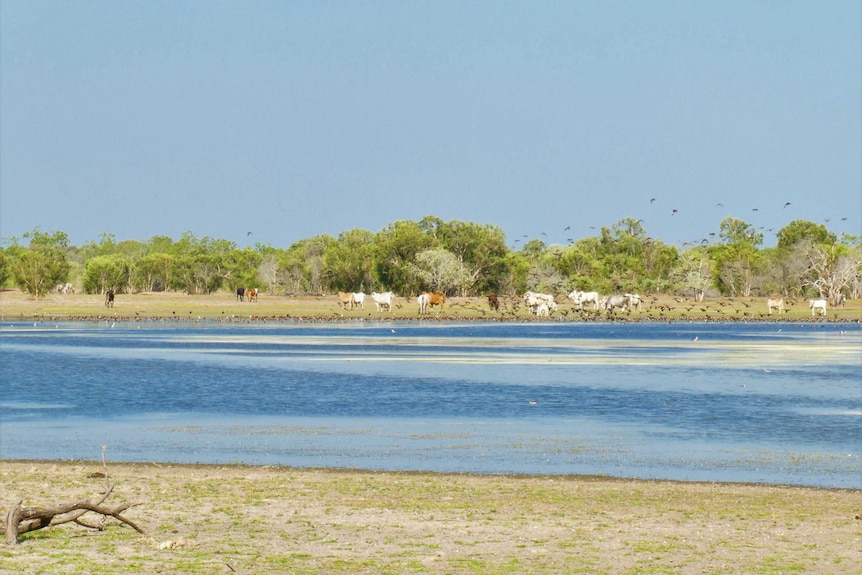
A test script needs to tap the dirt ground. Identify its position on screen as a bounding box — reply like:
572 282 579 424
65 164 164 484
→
1 461 860 574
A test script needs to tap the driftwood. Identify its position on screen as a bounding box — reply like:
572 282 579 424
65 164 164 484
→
2 450 144 545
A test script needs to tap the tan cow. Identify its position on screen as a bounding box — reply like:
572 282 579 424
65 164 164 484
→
767 297 784 315
336 291 355 309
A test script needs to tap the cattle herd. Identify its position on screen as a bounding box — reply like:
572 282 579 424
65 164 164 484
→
325 289 839 317
45 282 846 318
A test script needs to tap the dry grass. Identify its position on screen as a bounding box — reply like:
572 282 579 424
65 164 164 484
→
1 461 860 575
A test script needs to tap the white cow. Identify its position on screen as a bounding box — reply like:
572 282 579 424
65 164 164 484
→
603 294 631 312
767 297 784 315
535 303 551 317
353 292 366 310
568 290 600 310
625 293 643 311
371 291 395 312
809 299 827 316
524 291 556 315
417 292 430 314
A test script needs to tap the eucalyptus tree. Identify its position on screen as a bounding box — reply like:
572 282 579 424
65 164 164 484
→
274 235 335 294
767 220 846 298
708 217 763 296
433 219 509 294
373 220 436 294
776 220 836 249
792 239 861 305
554 237 606 293
10 229 72 298
672 246 712 299
408 248 471 295
324 228 376 292
133 252 175 292
83 255 130 294
0 250 9 288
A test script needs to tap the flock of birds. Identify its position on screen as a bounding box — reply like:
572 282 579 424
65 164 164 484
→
512 197 851 249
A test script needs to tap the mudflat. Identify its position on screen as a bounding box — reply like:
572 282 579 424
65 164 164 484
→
1 461 860 574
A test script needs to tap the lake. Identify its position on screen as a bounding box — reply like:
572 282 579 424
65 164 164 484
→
1 320 859 487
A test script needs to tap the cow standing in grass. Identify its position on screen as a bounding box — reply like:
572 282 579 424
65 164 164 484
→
809 299 827 316
767 297 784 315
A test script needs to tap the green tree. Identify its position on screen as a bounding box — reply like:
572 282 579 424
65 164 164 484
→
133 253 175 292
274 235 335 294
83 255 131 294
408 248 471 294
324 228 376 292
776 220 836 249
10 229 71 297
434 220 509 294
0 250 9 288
373 220 436 294
708 218 763 296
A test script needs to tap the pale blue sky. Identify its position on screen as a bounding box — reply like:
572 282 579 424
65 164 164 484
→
1 1 859 250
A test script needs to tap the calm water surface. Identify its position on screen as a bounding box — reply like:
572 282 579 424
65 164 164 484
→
1 320 859 487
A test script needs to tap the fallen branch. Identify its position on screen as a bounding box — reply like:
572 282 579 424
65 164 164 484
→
3 448 144 545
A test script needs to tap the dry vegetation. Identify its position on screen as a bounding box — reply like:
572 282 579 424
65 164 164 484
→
1 461 860 575
1 289 860 324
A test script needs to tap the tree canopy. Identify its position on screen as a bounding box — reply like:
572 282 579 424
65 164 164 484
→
1 217 859 302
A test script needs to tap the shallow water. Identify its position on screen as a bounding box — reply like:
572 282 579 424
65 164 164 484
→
1 320 859 487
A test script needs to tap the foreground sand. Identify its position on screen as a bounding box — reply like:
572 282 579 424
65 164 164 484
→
1 461 860 574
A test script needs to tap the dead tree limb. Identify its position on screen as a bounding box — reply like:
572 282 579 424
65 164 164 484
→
2 449 144 545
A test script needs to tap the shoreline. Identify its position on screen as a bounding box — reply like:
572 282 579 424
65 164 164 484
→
2 458 860 492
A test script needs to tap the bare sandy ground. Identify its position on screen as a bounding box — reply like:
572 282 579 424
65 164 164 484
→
1 461 860 574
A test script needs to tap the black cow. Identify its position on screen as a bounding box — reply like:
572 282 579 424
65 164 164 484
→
236 287 245 302
105 289 115 308
488 294 500 311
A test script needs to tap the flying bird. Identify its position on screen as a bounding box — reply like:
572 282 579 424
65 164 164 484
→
650 198 656 203
783 202 791 209
671 209 678 215
715 203 723 207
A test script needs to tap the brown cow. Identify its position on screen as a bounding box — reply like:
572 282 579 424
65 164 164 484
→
428 291 445 311
488 294 500 311
246 288 258 302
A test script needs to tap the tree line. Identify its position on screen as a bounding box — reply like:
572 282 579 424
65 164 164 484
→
1 215 859 306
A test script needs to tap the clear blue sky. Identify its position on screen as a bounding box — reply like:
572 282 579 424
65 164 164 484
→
2 1 859 250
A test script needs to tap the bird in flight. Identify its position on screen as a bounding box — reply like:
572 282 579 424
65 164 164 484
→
715 203 723 207
650 198 656 203
671 209 678 215
783 202 791 208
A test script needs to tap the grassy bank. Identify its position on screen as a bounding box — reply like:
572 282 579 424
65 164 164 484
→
2 289 860 323
1 461 860 574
